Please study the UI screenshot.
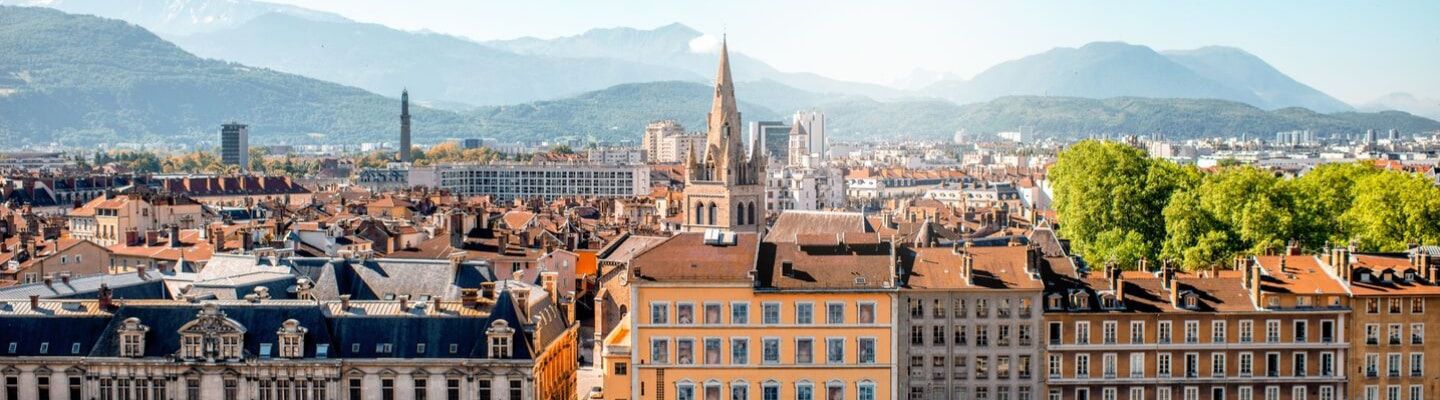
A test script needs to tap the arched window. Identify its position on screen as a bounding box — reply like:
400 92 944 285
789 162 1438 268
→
736 203 746 226
176 303 245 361
762 381 781 400
708 203 717 226
704 380 722 400
795 381 814 400
676 380 696 400
856 381 876 400
824 380 844 400
695 202 705 225
731 380 750 400
747 202 757 225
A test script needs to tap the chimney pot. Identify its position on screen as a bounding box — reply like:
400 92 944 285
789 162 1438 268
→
29 295 39 310
340 294 352 311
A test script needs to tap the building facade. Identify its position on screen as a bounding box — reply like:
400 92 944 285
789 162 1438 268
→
1326 247 1439 400
421 163 650 202
221 123 249 170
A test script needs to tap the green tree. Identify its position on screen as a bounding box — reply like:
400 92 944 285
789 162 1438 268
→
1341 171 1440 251
1050 140 1185 267
1282 162 1380 247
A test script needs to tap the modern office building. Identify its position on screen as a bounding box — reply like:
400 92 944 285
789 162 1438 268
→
792 111 827 161
748 121 791 166
220 123 249 170
420 163 650 202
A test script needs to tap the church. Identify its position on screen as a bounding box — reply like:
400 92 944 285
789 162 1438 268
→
682 39 766 233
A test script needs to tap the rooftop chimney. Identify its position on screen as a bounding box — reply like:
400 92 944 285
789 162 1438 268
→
481 282 497 300
339 294 352 311
461 288 479 308
60 273 70 285
98 284 113 309
29 295 39 310
135 265 147 278
399 294 411 311
168 225 181 248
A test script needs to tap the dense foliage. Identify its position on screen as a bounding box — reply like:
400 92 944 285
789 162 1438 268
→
1052 140 1440 270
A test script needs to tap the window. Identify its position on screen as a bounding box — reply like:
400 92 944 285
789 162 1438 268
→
1239 320 1254 343
278 319 307 358
1412 298 1425 314
825 381 843 400
650 338 670 364
1266 353 1280 377
1185 353 1199 378
650 302 669 324
1102 353 1117 378
1321 352 1335 376
1239 352 1254 377
762 303 780 324
976 325 989 347
1157 353 1172 377
858 302 876 324
705 303 723 325
763 382 780 400
731 302 750 325
731 382 749 400
796 382 814 400
1158 321 1172 344
957 325 970 345
797 303 814 325
1184 321 1199 344
1390 298 1403 313
447 379 460 400
414 378 427 400
858 338 876 364
826 303 844 324
1410 353 1423 377
1049 322 1062 345
826 338 844 364
487 320 514 358
1265 320 1280 343
1048 354 1062 378
677 303 695 324
1075 354 1090 378
796 338 814 364
976 299 989 318
1366 353 1380 377
189 378 202 400
1294 320 1308 342
1368 298 1381 313
1102 321 1117 344
1130 321 1145 343
704 338 722 365
118 317 148 357
478 381 491 400
381 379 395 400
677 338 696 364
933 299 947 319
1293 352 1308 377
1410 386 1422 400
1075 322 1090 344
1367 324 1381 345
508 380 522 400
1411 324 1424 344
1239 387 1253 400
1390 324 1403 345
1212 321 1227 342
1212 353 1226 376
1019 325 1032 346
731 338 749 365
858 382 876 400
677 382 696 400
1130 353 1145 378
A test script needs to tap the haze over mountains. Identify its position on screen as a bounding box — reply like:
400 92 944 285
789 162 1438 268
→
0 0 1437 146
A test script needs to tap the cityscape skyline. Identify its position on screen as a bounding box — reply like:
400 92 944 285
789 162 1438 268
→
265 0 1440 104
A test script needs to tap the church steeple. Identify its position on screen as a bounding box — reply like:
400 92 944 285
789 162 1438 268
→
682 38 763 233
703 36 744 185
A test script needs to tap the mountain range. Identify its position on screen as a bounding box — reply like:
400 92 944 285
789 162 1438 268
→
9 0 1404 115
1 3 1437 147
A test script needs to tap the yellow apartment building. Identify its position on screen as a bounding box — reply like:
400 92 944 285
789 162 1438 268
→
618 231 897 400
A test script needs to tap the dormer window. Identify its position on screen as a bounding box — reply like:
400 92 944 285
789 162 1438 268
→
177 303 246 361
1098 292 1121 310
486 320 515 358
1069 291 1089 310
277 319 307 359
1046 294 1063 311
1182 292 1200 310
117 317 149 358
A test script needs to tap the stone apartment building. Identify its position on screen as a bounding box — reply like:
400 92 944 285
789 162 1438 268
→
899 243 1045 400
68 190 207 247
1037 234 1350 400
1322 246 1440 400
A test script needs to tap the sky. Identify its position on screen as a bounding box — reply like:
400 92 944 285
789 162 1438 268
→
267 0 1440 103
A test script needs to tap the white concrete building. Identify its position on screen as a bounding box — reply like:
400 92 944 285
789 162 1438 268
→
418 163 650 202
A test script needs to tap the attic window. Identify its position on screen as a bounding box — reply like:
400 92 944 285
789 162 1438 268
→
854 276 867 286
1182 293 1199 310
277 319 307 358
1046 294 1062 311
316 344 329 359
1359 272 1372 283
117 317 149 358
449 344 459 354
487 320 515 358
1098 293 1120 310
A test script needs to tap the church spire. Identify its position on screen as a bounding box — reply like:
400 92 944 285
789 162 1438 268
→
705 35 742 184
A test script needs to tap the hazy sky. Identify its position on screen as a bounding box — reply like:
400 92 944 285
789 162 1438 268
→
268 0 1439 103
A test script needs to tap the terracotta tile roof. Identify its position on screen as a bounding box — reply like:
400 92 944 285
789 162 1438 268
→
905 245 1042 290
1348 253 1440 296
756 235 895 290
766 211 872 243
629 232 758 283
1253 255 1347 295
108 230 214 262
